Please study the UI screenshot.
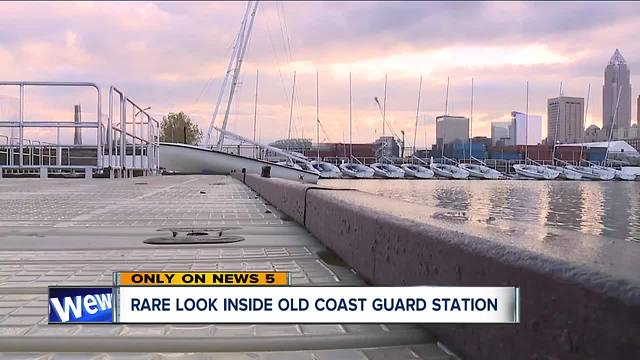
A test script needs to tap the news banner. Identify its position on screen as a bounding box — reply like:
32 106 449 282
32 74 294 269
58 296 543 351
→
48 272 520 324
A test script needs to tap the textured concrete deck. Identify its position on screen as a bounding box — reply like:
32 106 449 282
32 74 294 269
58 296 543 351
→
0 175 452 359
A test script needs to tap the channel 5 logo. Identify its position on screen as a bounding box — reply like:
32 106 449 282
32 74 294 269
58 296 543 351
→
49 287 113 323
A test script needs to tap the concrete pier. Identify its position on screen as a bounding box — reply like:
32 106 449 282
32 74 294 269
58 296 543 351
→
237 173 640 360
0 175 452 359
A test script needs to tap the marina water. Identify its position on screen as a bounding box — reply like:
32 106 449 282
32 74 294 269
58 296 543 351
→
322 179 640 243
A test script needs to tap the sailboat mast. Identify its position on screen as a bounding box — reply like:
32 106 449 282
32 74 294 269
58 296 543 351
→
604 86 623 163
441 77 450 159
316 71 320 161
382 74 387 137
469 77 474 161
551 82 562 163
217 0 259 150
525 81 529 162
579 84 590 163
205 2 250 147
445 76 450 116
413 75 422 161
252 69 259 158
287 71 297 152
349 72 353 162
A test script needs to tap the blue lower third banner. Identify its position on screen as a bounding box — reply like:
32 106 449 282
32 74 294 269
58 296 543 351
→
48 287 113 323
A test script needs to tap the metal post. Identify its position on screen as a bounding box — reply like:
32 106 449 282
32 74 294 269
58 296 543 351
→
121 97 127 176
95 87 102 169
108 88 113 168
147 114 152 172
132 106 137 169
19 84 24 167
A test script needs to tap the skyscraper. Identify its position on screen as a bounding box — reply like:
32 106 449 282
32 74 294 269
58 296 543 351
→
602 49 632 134
490 121 511 145
435 115 469 148
511 111 542 145
547 96 584 144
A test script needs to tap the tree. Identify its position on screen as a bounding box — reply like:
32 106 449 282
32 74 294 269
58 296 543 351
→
159 112 202 145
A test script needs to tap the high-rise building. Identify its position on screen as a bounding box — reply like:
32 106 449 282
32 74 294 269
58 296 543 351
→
547 96 584 144
435 115 469 148
511 111 542 145
490 121 511 145
603 49 632 133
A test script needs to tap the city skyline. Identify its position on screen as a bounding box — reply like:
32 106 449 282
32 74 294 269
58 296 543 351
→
0 2 638 147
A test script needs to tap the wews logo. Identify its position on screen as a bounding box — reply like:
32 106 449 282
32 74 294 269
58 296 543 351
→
48 287 113 323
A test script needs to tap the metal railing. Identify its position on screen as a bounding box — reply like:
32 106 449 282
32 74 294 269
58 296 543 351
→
0 81 101 168
0 81 159 178
107 86 160 175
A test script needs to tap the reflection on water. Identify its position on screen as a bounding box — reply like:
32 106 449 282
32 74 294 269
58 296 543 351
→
322 179 640 243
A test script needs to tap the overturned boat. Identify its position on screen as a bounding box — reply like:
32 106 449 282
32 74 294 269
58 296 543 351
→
401 164 434 179
430 163 469 179
513 164 560 180
159 143 320 183
542 165 582 180
310 160 342 178
370 163 405 178
565 165 615 180
339 163 375 178
276 161 304 170
458 163 502 179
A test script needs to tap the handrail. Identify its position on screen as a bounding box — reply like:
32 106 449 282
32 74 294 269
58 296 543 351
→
0 82 158 177
0 81 101 168
108 86 159 174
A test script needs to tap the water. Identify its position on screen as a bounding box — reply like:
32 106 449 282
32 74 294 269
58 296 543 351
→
321 179 640 243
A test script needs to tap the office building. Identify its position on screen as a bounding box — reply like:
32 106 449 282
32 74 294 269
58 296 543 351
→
491 121 511 145
547 96 585 144
603 49 632 133
435 115 469 147
511 111 542 145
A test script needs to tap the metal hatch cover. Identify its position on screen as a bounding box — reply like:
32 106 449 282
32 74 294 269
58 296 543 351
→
146 227 244 245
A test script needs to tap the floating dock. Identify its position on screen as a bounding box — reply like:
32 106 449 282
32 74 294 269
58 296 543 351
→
0 175 453 359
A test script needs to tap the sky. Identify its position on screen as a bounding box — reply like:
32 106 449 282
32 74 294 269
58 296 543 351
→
0 1 639 149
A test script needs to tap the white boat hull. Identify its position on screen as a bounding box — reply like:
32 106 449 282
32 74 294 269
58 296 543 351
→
400 164 434 179
339 163 375 178
513 164 559 180
565 165 615 180
310 160 342 178
159 143 319 184
458 163 502 179
370 163 405 178
429 163 469 179
542 165 582 180
615 169 636 181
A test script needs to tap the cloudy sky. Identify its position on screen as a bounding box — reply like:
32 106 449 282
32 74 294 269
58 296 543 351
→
0 1 639 148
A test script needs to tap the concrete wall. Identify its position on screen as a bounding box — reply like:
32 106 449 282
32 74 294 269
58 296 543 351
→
235 173 640 360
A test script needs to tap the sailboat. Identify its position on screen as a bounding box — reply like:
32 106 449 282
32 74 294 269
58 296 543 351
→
566 86 631 180
512 81 559 180
457 78 502 179
370 163 405 178
565 162 615 180
401 162 434 179
368 75 406 179
430 77 469 179
401 76 434 179
307 72 342 178
161 1 319 183
339 73 374 178
431 161 470 179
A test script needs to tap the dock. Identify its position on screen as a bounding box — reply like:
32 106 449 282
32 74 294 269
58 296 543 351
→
0 175 453 359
